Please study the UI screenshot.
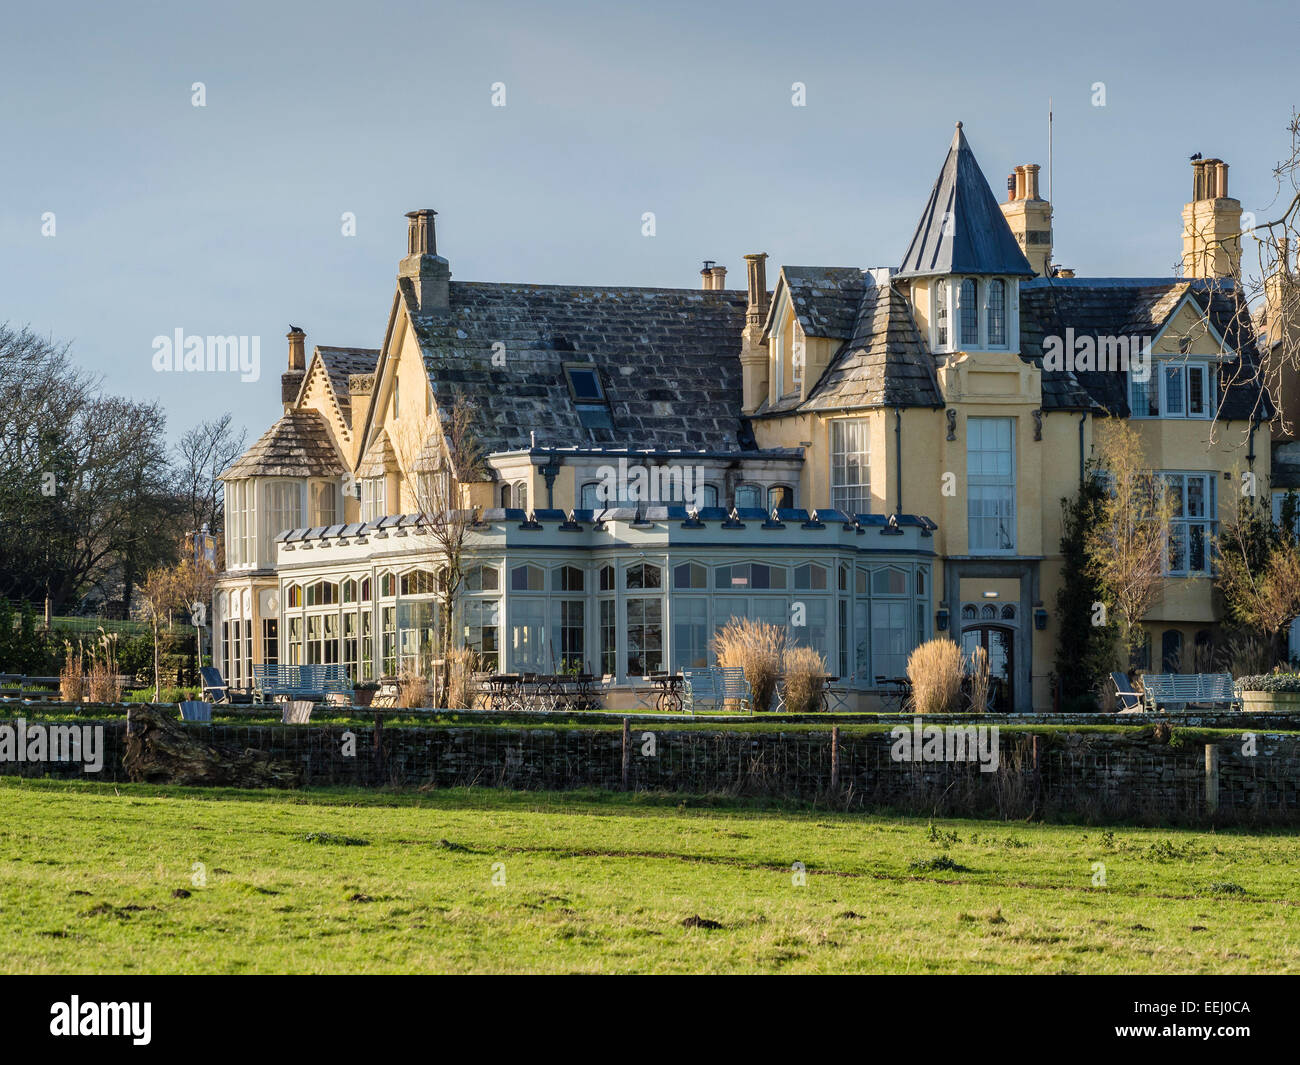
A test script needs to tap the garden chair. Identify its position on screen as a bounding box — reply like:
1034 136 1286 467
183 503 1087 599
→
1110 672 1144 713
178 700 212 723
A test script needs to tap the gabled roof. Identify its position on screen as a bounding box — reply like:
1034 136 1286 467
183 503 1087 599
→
407 281 752 455
309 346 380 429
778 267 867 338
220 409 345 480
797 280 943 411
896 123 1034 280
1019 277 1271 420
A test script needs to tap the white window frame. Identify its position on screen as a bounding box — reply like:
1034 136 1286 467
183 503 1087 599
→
967 417 1016 555
1161 471 1216 577
830 418 871 516
1129 359 1214 420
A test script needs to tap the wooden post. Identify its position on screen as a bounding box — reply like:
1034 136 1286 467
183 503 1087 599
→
1205 744 1219 815
830 725 840 791
621 717 630 791
373 711 385 785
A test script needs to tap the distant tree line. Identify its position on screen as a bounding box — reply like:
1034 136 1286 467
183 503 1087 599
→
0 322 245 618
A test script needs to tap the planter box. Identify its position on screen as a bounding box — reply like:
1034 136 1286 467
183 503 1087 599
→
1240 690 1300 712
353 688 376 707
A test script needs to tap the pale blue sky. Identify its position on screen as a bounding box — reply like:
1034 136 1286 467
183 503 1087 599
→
2 0 1296 444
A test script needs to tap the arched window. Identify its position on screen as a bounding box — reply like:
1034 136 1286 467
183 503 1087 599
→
987 279 1007 346
285 584 302 609
598 565 616 591
625 562 661 589
959 279 979 346
379 572 395 597
580 482 601 509
980 604 997 619
359 577 371 600
961 604 977 620
515 482 528 511
698 484 719 508
935 281 949 348
1000 604 1016 620
735 485 763 510
341 578 356 604
400 569 439 596
464 564 499 592
768 485 794 511
1162 629 1183 673
500 483 512 508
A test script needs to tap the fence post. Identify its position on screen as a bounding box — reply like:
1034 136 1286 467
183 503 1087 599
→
830 725 840 792
373 711 385 785
621 717 630 791
1205 743 1219 815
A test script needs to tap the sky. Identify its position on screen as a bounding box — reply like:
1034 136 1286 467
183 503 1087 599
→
2 0 1297 448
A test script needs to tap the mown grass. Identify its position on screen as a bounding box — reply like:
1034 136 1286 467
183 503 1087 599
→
1 777 1297 974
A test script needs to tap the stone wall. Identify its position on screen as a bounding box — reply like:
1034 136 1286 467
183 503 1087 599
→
2 710 1297 822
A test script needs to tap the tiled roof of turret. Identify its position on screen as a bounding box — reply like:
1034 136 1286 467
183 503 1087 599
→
220 409 345 479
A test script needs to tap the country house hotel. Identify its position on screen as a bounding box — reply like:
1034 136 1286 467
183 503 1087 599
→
213 124 1288 711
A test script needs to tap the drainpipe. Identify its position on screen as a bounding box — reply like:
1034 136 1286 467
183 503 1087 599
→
1078 411 1087 484
894 407 903 514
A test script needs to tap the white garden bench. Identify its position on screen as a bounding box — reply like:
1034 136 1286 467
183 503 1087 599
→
1140 673 1240 713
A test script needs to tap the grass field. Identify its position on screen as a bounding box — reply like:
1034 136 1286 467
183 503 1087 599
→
1 777 1297 974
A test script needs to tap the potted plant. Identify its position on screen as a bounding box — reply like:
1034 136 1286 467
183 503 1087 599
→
353 680 380 707
1236 673 1300 712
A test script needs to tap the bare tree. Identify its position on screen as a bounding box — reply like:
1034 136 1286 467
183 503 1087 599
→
395 392 487 707
1087 418 1175 663
175 414 246 568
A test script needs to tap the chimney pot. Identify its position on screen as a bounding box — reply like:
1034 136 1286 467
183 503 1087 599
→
286 327 305 372
709 265 727 289
406 209 437 257
1024 163 1041 200
1007 174 1016 202
1215 160 1229 199
1014 165 1026 201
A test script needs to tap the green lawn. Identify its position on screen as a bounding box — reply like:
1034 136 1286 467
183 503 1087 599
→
1 777 1297 973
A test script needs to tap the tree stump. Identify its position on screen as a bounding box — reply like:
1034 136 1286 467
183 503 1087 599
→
125 705 302 788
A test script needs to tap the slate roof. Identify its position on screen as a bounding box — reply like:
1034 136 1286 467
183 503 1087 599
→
311 346 379 428
779 267 867 338
408 282 753 455
897 124 1035 280
221 409 345 479
1019 278 1271 420
799 280 943 411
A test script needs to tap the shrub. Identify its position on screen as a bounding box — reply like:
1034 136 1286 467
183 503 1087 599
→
712 617 785 712
1216 630 1275 678
397 671 430 709
446 646 478 709
59 643 84 702
782 645 827 713
1236 673 1300 692
967 645 990 714
907 639 963 715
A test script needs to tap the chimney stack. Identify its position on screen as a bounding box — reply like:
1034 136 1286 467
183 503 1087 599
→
701 260 716 290
1181 157 1241 278
739 253 771 414
709 265 727 289
1000 163 1052 276
282 327 306 407
398 208 451 313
